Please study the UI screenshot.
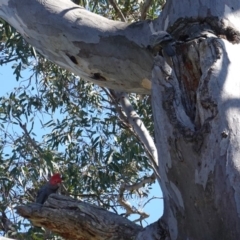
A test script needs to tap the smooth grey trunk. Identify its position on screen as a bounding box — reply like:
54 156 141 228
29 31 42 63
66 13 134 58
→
151 0 240 239
1 0 240 239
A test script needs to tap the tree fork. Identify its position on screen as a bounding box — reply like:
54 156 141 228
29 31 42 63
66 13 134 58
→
152 24 240 239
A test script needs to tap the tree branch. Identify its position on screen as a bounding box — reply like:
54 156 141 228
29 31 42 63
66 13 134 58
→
108 0 126 22
117 174 156 221
121 173 155 192
16 194 142 240
0 0 154 94
110 91 160 183
140 0 153 20
0 211 15 236
0 210 29 240
18 121 43 156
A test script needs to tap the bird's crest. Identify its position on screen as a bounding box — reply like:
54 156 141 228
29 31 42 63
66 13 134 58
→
49 173 62 184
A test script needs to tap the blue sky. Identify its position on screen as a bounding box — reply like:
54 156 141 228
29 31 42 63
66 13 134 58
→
0 62 163 227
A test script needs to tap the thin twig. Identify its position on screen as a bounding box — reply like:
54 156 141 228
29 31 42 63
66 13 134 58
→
108 0 126 22
0 56 21 65
117 176 153 221
92 0 98 12
18 121 43 155
0 211 16 237
121 173 155 192
110 90 161 183
143 196 163 208
140 0 153 20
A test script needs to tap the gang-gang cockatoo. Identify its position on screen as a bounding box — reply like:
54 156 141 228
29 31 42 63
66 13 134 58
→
36 173 62 204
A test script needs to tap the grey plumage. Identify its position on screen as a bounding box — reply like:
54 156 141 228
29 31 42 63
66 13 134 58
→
36 173 62 204
36 182 59 204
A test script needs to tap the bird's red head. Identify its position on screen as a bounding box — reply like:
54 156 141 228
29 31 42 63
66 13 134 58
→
49 173 62 185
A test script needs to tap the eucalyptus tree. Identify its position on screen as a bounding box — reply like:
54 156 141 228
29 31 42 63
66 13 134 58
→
0 0 240 239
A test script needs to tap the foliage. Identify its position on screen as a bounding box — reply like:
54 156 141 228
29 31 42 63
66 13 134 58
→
0 0 164 238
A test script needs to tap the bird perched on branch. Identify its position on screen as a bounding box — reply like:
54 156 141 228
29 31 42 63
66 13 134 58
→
36 173 62 204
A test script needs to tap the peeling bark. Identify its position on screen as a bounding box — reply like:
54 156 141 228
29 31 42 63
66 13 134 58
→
16 194 170 240
16 194 143 240
152 34 240 240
